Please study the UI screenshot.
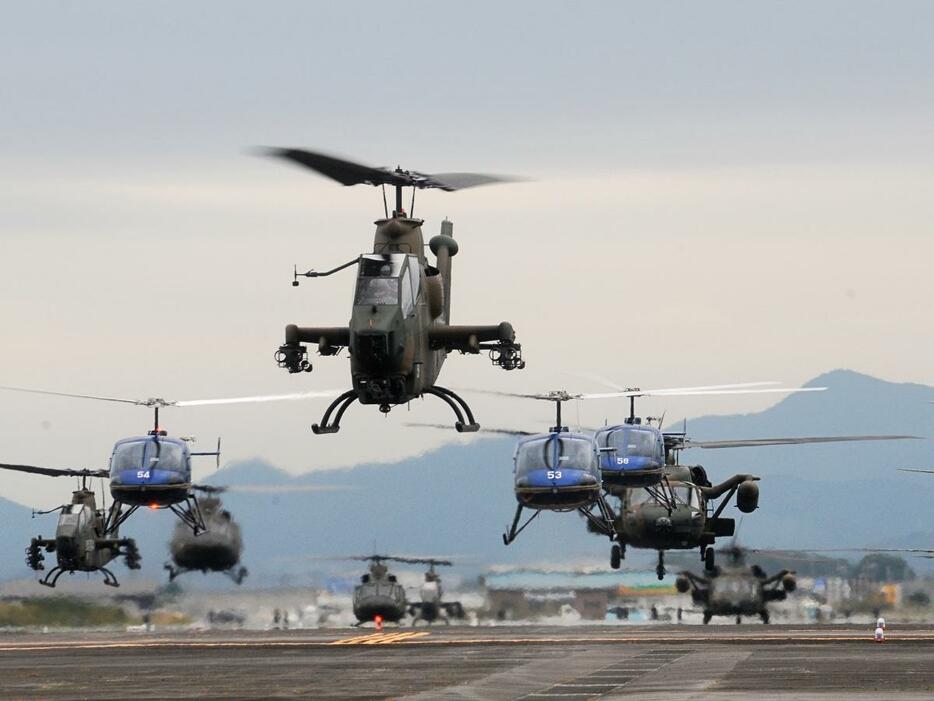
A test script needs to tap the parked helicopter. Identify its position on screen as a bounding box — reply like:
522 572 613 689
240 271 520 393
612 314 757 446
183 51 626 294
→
676 545 796 624
0 464 140 587
408 558 466 625
0 384 336 535
267 148 525 434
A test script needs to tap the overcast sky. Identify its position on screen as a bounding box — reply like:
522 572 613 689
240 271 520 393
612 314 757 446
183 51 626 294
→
2 1 934 507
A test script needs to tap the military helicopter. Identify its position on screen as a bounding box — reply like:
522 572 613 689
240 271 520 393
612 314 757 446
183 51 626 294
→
164 482 343 584
408 558 465 625
586 387 917 578
267 148 525 434
0 464 140 587
348 555 413 626
675 545 796 624
0 383 336 535
164 487 246 584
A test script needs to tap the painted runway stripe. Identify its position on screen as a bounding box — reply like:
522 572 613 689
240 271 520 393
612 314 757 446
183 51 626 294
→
331 631 430 645
0 632 932 653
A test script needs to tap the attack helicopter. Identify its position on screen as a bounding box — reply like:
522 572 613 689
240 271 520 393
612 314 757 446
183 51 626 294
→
408 558 466 625
0 383 336 535
267 148 525 434
676 545 796 624
0 464 139 587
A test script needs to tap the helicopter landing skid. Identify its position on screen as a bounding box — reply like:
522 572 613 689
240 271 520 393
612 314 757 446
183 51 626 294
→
578 494 618 541
423 386 479 432
502 504 541 545
311 389 358 434
169 495 207 536
39 566 120 588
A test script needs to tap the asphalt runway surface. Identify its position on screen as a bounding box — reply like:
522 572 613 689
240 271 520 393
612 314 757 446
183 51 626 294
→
1 624 932 700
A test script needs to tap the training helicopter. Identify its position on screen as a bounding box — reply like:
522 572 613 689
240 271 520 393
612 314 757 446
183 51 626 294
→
0 383 336 535
676 545 796 624
266 148 525 434
408 558 466 625
0 464 140 587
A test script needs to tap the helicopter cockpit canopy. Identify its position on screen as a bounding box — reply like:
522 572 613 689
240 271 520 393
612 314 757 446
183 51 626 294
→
355 254 420 316
110 437 189 486
514 434 599 478
597 425 663 460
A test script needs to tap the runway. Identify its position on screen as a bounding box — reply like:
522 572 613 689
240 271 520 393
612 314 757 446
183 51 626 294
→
1 624 932 700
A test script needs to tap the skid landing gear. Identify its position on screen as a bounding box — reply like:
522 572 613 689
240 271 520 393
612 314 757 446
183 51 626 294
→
312 389 359 434
422 386 479 432
312 385 481 434
169 495 207 535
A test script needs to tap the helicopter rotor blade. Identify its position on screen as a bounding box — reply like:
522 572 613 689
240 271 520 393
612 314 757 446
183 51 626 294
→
0 462 109 479
403 422 536 436
899 468 934 474
175 389 343 407
192 483 353 494
458 384 823 403
419 171 521 191
264 147 517 192
0 385 141 405
682 435 920 449
0 384 343 409
576 386 826 400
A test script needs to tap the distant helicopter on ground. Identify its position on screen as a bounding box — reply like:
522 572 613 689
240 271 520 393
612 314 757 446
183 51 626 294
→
348 555 412 626
676 545 796 624
266 148 525 434
347 555 464 626
0 465 140 587
408 558 465 625
0 384 335 535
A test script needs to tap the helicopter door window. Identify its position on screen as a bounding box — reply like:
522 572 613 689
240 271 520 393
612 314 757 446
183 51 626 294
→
400 265 416 317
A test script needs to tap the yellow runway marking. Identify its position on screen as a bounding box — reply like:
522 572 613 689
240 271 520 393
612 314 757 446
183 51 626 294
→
0 631 932 653
331 631 430 645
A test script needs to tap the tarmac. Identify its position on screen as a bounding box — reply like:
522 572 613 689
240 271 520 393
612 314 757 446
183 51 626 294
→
0 624 931 700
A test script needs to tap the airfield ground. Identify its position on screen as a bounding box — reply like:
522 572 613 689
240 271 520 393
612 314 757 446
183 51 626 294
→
0 624 931 700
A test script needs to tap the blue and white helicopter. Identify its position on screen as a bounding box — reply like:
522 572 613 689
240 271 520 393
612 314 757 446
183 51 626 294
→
499 391 617 552
0 384 336 535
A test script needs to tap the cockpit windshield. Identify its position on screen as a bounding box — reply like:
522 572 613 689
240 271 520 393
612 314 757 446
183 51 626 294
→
601 427 659 459
515 435 596 476
355 254 404 306
111 439 185 474
111 442 145 472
